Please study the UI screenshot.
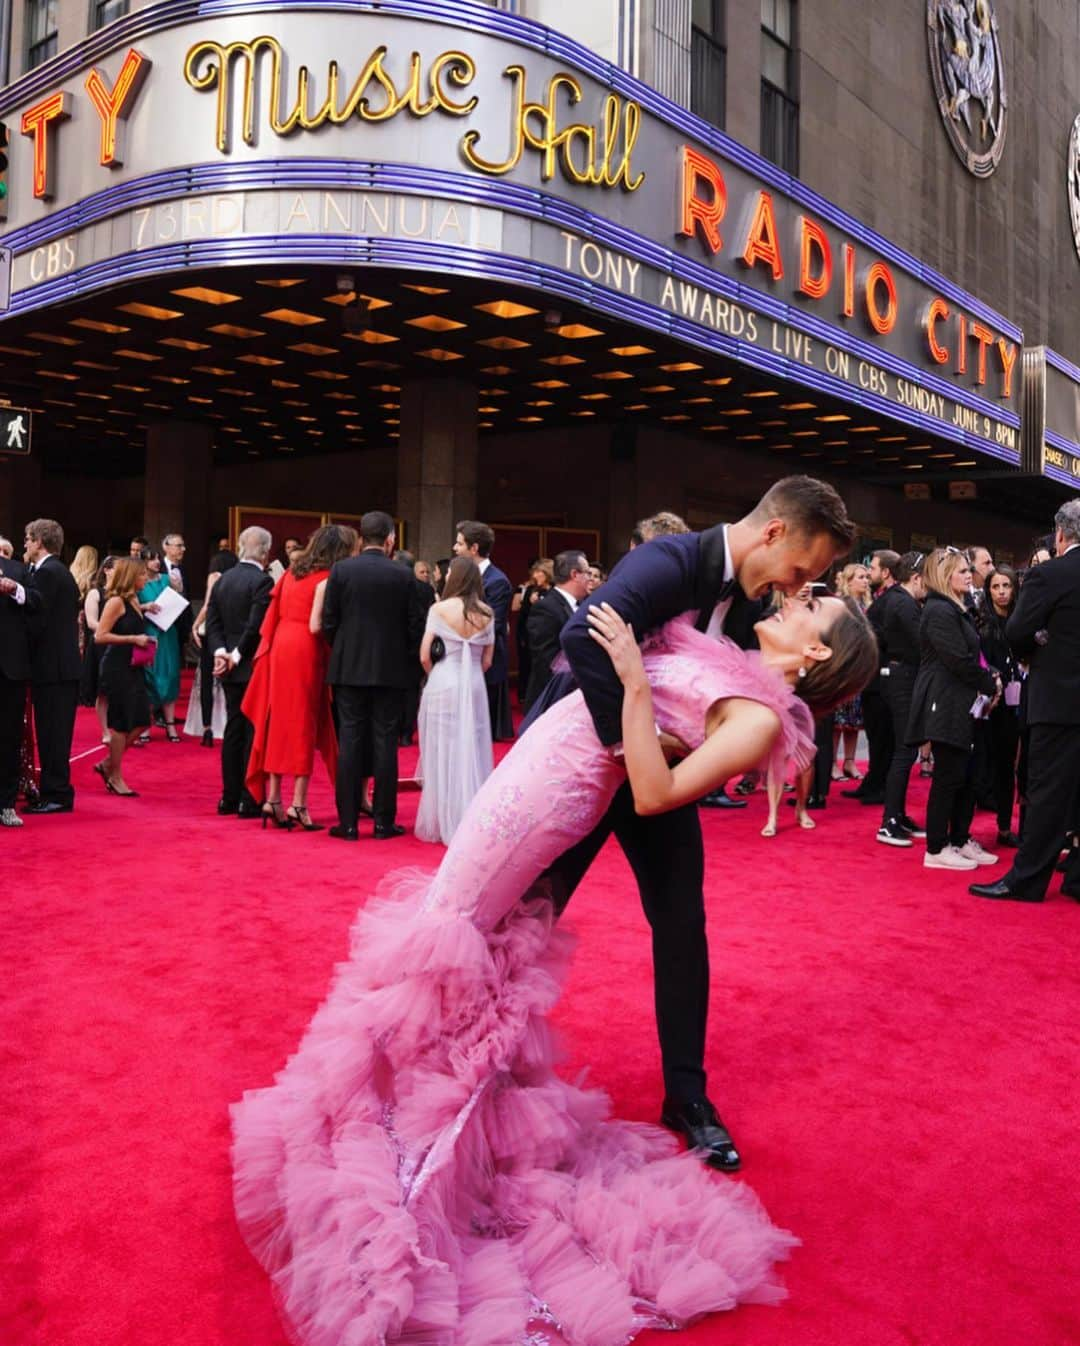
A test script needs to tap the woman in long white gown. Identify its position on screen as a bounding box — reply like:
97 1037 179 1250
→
415 556 496 844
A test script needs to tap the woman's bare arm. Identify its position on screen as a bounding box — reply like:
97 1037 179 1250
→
308 578 328 636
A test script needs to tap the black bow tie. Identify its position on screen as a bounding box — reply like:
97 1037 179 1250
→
715 578 737 603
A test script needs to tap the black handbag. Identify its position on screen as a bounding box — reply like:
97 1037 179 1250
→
429 635 446 664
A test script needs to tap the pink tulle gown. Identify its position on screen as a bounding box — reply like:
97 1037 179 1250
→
231 620 816 1346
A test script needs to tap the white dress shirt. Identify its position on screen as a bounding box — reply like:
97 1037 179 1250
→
703 524 736 641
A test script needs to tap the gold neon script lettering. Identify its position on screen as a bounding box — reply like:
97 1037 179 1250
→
183 36 478 153
461 65 644 191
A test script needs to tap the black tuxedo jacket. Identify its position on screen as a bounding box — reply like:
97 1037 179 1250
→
482 561 513 686
0 556 35 682
26 554 81 685
524 588 575 711
322 549 426 688
205 560 273 685
554 523 732 746
1007 545 1080 726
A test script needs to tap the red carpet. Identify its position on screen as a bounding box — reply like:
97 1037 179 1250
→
3 695 1079 1346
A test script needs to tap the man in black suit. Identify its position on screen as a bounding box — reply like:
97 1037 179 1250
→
843 549 900 805
21 519 81 814
972 500 1080 902
523 477 856 1170
0 544 38 827
394 549 436 746
206 526 273 818
454 520 514 740
523 549 590 712
323 510 426 841
162 532 194 646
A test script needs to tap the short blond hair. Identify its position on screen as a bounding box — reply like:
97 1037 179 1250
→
922 548 969 605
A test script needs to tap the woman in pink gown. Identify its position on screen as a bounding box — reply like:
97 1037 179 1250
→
232 596 875 1346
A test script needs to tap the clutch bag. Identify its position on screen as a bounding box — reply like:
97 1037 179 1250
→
131 639 157 668
429 635 446 664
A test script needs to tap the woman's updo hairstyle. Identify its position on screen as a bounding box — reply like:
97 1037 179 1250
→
795 599 879 717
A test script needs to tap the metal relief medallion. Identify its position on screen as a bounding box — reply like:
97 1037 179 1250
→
927 1 1008 177
1068 116 1080 262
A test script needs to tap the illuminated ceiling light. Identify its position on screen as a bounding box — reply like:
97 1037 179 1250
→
626 403 649 411
187 396 212 404
326 391 357 401
902 464 925 471
220 387 254 397
114 348 162 361
721 408 752 416
237 353 284 367
682 397 712 404
478 405 501 414
659 361 702 372
477 336 529 350
384 418 400 425
159 337 210 351
75 390 110 401
905 443 933 450
800 451 824 458
879 436 907 443
173 286 242 305
261 308 324 326
209 323 266 339
571 410 596 417
73 360 118 371
0 344 41 356
662 414 692 421
417 348 465 361
609 344 654 357
526 399 554 407
35 370 79 380
117 301 183 321
257 278 305 288
357 359 400 369
29 331 80 345
879 456 902 463
953 460 977 466
408 314 466 332
288 342 339 357
533 379 569 389
848 425 881 434
929 452 955 459
192 365 235 376
641 384 675 393
379 402 400 410
542 354 585 366
479 388 509 396
479 421 494 429
115 383 150 392
781 401 816 410
144 402 171 411
282 399 308 407
744 389 779 398
271 379 300 388
816 414 851 422
345 330 399 344
823 439 847 447
295 414 317 423
371 384 400 393
152 375 189 385
793 429 820 437
594 370 633 380
737 434 765 441
552 323 603 339
518 415 544 423
760 421 786 428
70 317 130 333
309 370 349 380
475 300 539 319
481 365 512 375
580 392 611 401
703 377 732 387
401 283 449 294
323 291 391 309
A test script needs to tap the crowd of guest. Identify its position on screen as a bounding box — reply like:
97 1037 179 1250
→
2 498 1078 908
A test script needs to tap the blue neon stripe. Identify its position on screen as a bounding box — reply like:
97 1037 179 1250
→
1045 347 1080 389
0 0 1021 342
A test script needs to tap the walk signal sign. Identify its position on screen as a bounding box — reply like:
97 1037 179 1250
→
0 406 32 455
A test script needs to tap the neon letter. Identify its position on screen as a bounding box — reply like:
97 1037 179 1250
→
678 145 726 254
863 262 898 335
842 243 856 317
85 49 151 168
739 190 784 280
969 322 994 385
924 298 950 364
997 338 1017 400
20 92 71 199
797 216 832 299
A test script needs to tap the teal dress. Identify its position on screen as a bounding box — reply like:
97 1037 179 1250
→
137 573 181 707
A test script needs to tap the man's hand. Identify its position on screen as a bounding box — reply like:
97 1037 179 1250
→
213 655 229 678
0 577 16 597
658 731 691 761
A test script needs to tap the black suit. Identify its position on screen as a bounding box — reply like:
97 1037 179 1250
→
323 548 426 830
527 524 737 1105
206 560 273 809
1001 546 1080 898
26 555 81 808
523 588 576 712
0 557 35 809
401 577 436 742
482 561 514 740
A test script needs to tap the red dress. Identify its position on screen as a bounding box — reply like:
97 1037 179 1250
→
243 570 337 795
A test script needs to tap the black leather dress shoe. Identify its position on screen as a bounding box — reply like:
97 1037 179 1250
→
237 802 263 819
699 789 747 810
969 880 1042 902
374 823 406 840
789 795 826 810
217 799 239 815
329 824 359 841
660 1097 741 1171
23 799 73 815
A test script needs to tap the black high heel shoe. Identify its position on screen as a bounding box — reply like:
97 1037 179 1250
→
262 800 293 830
286 805 324 832
165 721 181 743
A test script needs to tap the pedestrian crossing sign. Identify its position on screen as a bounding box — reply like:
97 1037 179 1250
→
0 405 32 455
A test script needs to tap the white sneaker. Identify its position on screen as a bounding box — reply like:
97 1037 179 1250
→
0 807 23 828
924 845 977 870
958 839 999 866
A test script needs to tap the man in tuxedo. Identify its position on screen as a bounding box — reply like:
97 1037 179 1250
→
323 510 426 841
525 476 856 1170
0 546 38 827
206 526 273 818
454 521 514 740
843 549 900 805
20 520 81 814
523 549 590 712
394 549 436 746
971 500 1080 902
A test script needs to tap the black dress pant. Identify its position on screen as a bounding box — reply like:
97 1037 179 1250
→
541 783 708 1105
881 667 917 824
31 680 78 807
221 679 258 810
812 712 835 799
0 675 25 809
1004 723 1080 899
334 684 401 830
925 740 975 854
199 640 215 727
972 718 995 807
859 685 893 796
987 705 1020 834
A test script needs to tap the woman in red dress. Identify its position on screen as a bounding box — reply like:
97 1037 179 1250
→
243 525 358 830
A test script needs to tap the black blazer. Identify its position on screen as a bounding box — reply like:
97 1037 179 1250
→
205 560 273 685
0 556 35 682
482 561 513 686
26 554 81 685
906 591 997 750
524 588 575 711
322 549 426 688
1006 545 1080 726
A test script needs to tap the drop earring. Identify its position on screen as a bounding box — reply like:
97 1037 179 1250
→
797 666 807 679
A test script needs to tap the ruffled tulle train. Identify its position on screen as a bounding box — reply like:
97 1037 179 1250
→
232 867 796 1346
